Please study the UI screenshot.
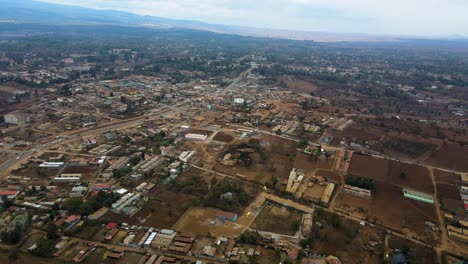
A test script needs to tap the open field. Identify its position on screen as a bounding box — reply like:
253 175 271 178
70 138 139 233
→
212 131 235 143
425 143 468 172
335 192 371 219
348 154 389 181
437 183 464 217
250 203 302 236
370 181 438 238
187 128 214 137
173 207 244 237
348 154 434 193
315 169 342 182
434 169 461 185
135 185 194 228
310 211 384 264
388 236 437 263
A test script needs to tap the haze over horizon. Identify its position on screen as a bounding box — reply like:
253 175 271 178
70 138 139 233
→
36 0 468 38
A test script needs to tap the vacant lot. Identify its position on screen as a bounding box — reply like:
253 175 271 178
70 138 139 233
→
134 185 194 228
388 236 437 264
335 192 371 219
187 128 214 137
348 154 434 194
370 181 438 238
213 131 235 143
340 125 383 143
348 154 389 181
437 183 464 217
173 207 244 237
250 204 302 236
426 143 468 172
315 169 342 182
434 169 461 185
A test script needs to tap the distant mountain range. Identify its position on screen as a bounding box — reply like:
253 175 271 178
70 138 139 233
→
0 0 423 42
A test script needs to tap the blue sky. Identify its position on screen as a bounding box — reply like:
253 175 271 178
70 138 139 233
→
39 0 468 37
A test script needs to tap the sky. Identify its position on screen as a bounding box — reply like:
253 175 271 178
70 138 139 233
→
39 0 468 37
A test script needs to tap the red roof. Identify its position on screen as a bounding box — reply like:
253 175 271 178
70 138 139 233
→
216 211 237 219
105 222 118 229
0 190 18 196
64 215 81 223
94 184 111 190
464 203 468 209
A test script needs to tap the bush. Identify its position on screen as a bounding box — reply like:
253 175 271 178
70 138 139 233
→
31 238 55 258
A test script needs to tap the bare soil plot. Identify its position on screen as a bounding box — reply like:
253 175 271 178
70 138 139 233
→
426 143 468 172
348 154 389 180
250 204 302 236
370 181 438 237
339 125 383 142
335 192 371 219
311 212 382 263
348 154 434 194
173 207 244 237
213 131 235 143
437 183 465 217
282 77 318 94
62 166 99 181
133 185 194 228
315 169 342 182
83 247 106 264
434 169 461 185
388 236 437 264
387 161 433 194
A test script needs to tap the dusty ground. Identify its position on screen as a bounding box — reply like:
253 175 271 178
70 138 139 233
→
388 236 437 263
434 169 461 185
212 131 235 143
335 192 371 219
370 181 438 238
348 153 434 194
425 143 468 172
250 204 302 236
315 169 342 182
172 207 244 237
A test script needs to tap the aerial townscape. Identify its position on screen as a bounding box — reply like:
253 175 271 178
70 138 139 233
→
0 1 468 264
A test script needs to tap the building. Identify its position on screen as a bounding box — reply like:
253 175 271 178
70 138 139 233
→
185 133 207 141
4 113 30 126
403 188 434 204
54 173 82 183
216 211 238 222
343 184 372 199
326 255 342 264
152 229 176 248
321 183 335 205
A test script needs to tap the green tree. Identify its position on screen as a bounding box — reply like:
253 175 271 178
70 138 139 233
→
31 238 55 257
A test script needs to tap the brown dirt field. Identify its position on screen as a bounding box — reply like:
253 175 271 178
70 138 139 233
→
348 154 389 180
437 183 464 216
387 161 433 194
388 236 437 263
434 169 461 185
370 181 438 237
312 217 378 263
426 143 468 172
339 125 383 142
349 154 434 193
335 192 371 218
283 78 318 93
83 247 106 264
172 207 244 237
212 131 235 143
315 169 342 182
250 204 302 236
0 252 54 264
62 166 99 181
134 185 194 228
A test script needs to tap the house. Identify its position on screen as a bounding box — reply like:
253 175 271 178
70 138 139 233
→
288 248 299 260
70 186 87 197
203 246 216 257
105 222 118 229
216 211 238 222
